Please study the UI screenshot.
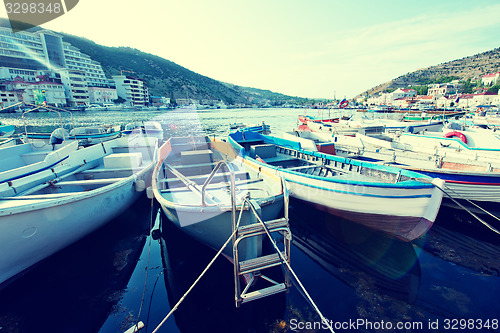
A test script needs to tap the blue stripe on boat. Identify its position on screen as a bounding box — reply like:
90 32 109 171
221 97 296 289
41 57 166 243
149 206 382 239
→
0 155 70 185
286 178 433 198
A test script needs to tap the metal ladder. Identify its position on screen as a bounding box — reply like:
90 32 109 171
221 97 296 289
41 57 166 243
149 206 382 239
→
232 176 291 307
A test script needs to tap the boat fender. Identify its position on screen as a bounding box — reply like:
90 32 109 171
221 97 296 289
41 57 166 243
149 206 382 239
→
135 179 146 192
443 131 467 144
146 186 154 199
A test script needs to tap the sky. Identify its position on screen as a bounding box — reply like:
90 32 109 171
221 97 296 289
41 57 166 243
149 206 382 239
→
2 0 500 99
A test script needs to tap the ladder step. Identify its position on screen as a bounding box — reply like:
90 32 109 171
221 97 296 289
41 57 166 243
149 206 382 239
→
241 283 287 304
239 252 287 275
237 218 288 237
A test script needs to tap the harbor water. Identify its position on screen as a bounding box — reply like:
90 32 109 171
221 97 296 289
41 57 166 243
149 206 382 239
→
0 108 500 333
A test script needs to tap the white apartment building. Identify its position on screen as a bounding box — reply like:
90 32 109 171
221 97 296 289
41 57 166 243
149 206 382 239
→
391 88 417 100
0 27 109 106
88 86 118 105
0 90 19 108
63 44 108 87
481 72 500 86
427 83 459 96
59 69 90 106
112 75 149 106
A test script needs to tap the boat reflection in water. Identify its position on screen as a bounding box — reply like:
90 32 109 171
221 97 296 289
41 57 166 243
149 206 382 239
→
0 197 152 333
289 199 421 304
417 205 500 276
158 211 287 333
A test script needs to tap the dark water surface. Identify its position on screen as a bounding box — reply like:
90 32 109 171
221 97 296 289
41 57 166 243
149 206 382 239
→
0 108 499 333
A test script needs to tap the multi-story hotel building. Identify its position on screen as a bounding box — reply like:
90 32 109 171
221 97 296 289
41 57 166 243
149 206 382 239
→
112 75 149 106
0 27 113 106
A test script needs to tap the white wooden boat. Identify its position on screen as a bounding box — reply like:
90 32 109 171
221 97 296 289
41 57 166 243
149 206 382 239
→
0 136 158 286
288 130 500 206
304 119 386 137
228 131 445 242
0 140 79 197
152 136 285 260
228 122 271 135
25 125 122 147
123 121 164 141
0 138 16 148
391 122 500 160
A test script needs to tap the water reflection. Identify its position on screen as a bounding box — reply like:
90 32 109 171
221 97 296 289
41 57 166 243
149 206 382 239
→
289 200 421 304
158 212 288 333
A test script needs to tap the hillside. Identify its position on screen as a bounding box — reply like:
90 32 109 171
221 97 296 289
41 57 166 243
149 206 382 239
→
357 47 500 98
0 18 312 106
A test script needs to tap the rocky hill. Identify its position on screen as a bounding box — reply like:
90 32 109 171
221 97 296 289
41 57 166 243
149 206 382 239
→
357 47 500 98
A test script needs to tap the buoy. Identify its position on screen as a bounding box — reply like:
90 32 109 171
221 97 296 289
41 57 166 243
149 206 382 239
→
443 131 467 144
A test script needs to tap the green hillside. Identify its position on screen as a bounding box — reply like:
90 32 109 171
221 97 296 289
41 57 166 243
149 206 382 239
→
0 18 314 106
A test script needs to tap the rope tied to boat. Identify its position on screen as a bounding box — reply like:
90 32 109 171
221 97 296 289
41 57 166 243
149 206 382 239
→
415 177 500 235
243 197 336 333
151 199 248 333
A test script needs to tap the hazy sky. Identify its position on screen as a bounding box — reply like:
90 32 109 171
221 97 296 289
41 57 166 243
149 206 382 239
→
2 0 500 98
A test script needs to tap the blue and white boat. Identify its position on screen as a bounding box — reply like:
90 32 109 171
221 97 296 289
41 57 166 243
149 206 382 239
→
0 136 158 286
0 121 15 138
25 125 122 147
287 130 500 207
228 130 444 242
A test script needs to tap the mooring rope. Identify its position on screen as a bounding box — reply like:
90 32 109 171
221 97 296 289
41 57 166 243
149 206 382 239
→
133 199 159 332
416 178 500 235
151 201 247 333
244 198 336 333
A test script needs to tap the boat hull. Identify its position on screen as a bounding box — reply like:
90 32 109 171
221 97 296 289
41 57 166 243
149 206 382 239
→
279 171 442 241
159 197 283 260
0 162 154 286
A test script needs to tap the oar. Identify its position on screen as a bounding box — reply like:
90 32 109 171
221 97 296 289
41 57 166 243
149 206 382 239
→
12 161 97 197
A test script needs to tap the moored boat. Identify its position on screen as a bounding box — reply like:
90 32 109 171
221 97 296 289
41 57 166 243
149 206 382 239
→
152 135 291 306
24 125 122 147
287 130 500 207
0 140 79 197
0 135 158 286
152 135 285 260
228 130 445 242
123 121 164 141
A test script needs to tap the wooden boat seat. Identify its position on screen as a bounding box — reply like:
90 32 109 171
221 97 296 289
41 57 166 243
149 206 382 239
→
161 171 250 186
54 178 126 186
80 167 135 174
181 149 213 165
161 178 264 193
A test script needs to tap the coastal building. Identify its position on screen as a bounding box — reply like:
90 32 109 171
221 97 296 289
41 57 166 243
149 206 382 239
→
59 69 90 106
88 86 118 105
112 75 149 106
427 83 459 97
481 72 500 86
0 90 19 108
391 88 416 100
0 27 110 106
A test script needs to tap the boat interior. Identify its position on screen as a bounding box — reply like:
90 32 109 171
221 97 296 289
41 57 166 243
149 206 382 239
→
234 134 411 184
0 139 156 200
157 136 281 206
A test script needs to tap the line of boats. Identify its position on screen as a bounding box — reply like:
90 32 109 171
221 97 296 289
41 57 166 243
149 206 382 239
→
1 110 499 307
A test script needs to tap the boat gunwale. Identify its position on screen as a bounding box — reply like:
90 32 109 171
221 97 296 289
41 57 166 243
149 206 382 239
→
227 134 436 189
